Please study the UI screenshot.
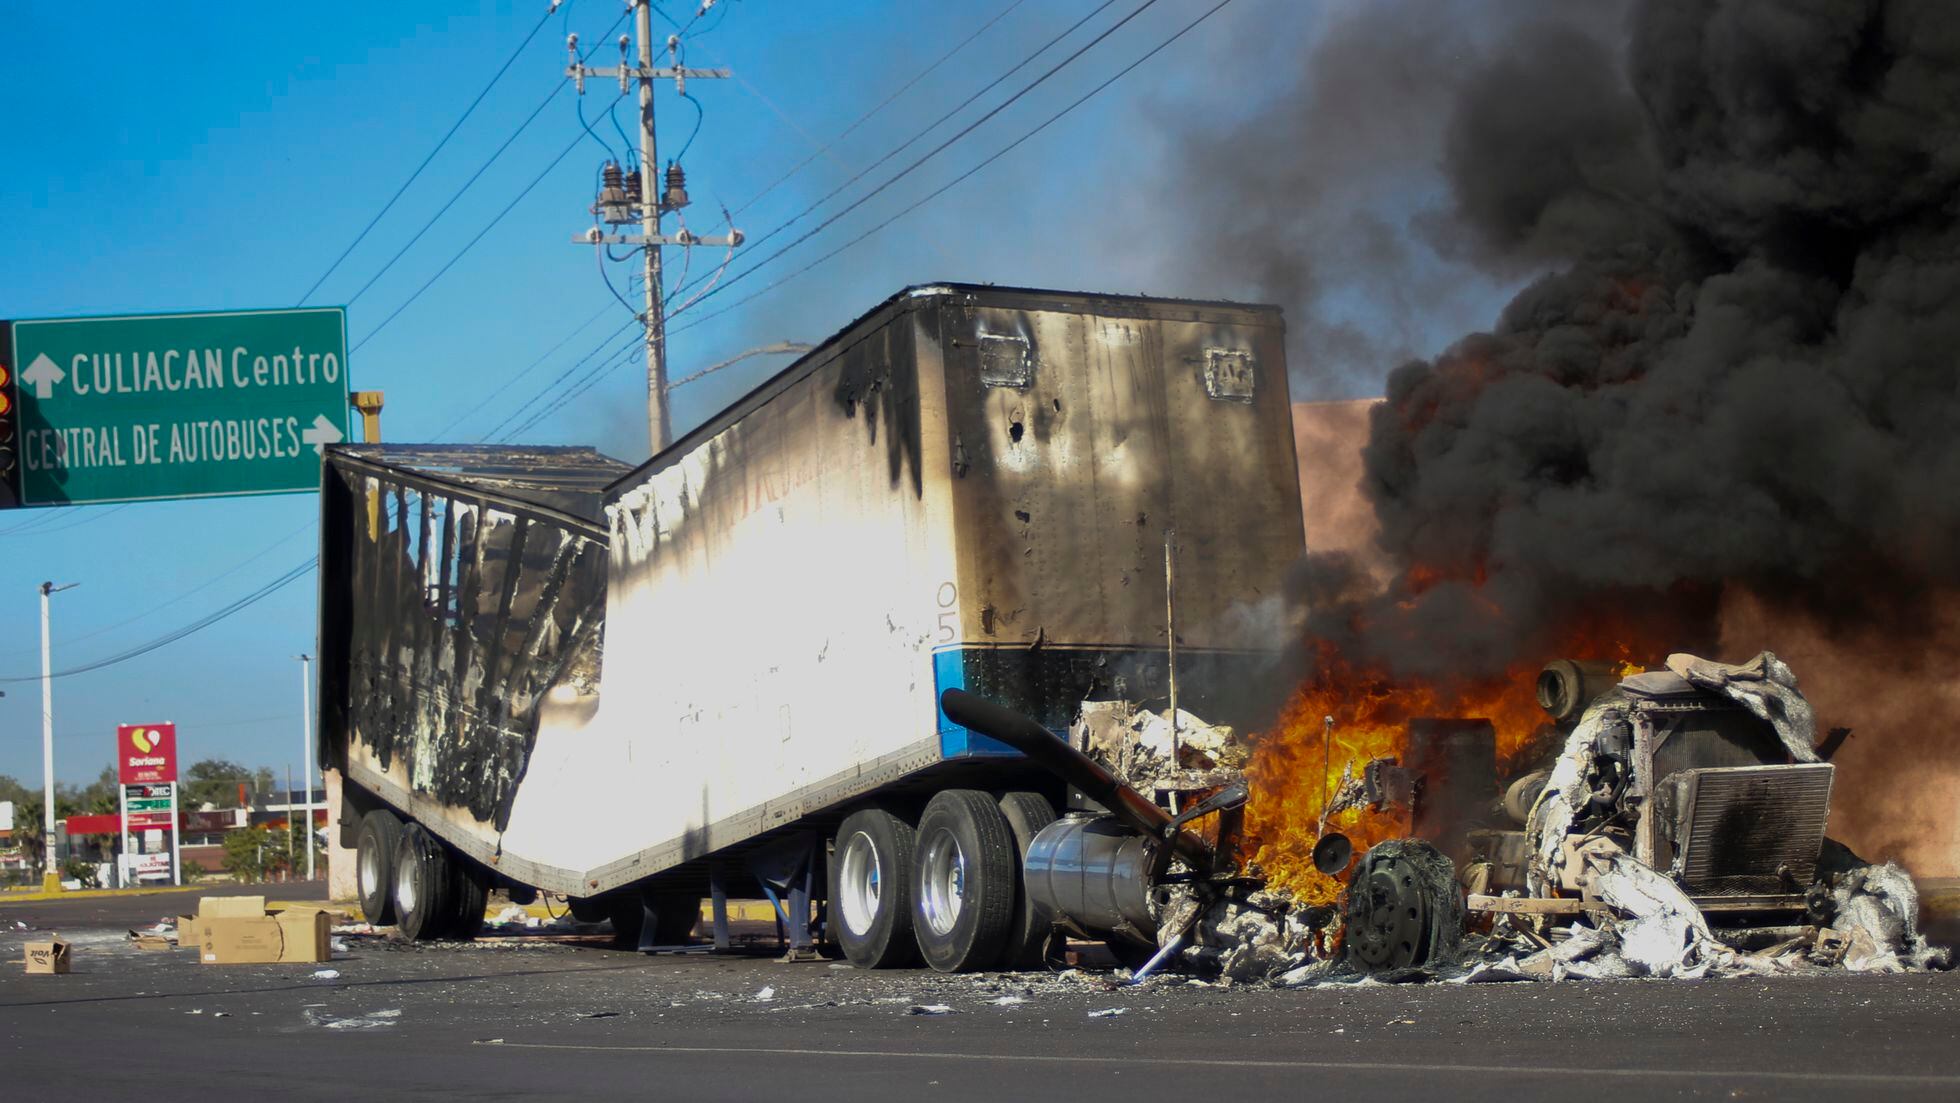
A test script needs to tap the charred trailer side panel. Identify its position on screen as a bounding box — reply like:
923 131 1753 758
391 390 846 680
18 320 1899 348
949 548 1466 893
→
318 446 626 871
492 285 1299 898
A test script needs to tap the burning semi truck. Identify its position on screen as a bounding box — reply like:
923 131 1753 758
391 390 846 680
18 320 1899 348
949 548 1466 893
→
317 283 1929 979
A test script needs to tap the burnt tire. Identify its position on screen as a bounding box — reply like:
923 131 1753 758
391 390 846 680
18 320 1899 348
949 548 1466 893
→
355 809 404 926
392 824 454 942
995 791 1058 969
1343 839 1463 974
830 806 919 969
911 789 1017 973
444 853 490 940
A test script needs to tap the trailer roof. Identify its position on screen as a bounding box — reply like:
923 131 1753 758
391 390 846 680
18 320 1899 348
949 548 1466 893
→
607 282 1287 495
329 444 632 521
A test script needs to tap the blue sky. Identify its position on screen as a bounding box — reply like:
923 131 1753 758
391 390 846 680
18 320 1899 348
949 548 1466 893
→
0 0 1517 785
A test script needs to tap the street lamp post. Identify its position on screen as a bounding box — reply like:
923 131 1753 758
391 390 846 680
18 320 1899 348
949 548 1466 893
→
296 654 314 880
38 581 77 893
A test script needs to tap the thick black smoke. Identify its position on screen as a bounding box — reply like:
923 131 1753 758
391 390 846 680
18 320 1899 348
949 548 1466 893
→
1289 0 1960 678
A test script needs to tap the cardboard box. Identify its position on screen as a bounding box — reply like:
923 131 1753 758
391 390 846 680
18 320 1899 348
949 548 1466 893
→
196 900 330 965
130 935 173 952
24 938 70 974
179 895 264 952
199 895 267 918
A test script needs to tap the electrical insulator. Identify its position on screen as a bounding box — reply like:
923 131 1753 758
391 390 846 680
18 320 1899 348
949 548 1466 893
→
663 162 690 212
624 169 643 212
597 161 632 225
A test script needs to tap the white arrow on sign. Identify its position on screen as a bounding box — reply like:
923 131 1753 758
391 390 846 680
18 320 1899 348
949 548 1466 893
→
301 414 344 455
21 353 65 399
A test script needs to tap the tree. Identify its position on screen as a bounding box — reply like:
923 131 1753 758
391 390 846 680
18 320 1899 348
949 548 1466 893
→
183 760 255 810
221 825 271 881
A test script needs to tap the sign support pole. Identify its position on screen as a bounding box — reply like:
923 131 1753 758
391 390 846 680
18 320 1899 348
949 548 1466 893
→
117 783 127 889
168 773 181 887
38 582 75 891
299 653 314 880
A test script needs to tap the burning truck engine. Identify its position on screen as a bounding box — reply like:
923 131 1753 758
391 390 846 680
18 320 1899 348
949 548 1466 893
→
944 645 1943 985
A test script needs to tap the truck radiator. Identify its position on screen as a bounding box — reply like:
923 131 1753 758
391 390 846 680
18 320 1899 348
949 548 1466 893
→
1667 763 1834 896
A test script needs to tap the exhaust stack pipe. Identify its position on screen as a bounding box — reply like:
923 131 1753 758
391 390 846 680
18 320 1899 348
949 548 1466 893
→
939 688 1214 868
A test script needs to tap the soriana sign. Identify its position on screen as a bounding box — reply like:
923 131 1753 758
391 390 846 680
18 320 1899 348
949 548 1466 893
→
117 723 177 784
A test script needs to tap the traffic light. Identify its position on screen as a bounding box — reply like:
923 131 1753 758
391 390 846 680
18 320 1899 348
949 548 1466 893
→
0 321 17 507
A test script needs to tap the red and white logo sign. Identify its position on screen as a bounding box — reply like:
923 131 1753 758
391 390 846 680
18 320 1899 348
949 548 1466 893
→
117 723 177 784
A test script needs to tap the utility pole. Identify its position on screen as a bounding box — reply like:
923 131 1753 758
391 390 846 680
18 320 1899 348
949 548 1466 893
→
567 1 742 455
297 653 315 879
38 580 77 893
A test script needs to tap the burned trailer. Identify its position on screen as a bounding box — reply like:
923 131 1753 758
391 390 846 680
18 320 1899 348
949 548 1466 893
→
317 284 1309 968
318 445 626 937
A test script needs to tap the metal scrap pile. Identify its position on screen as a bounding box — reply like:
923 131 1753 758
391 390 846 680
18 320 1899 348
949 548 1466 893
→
1060 649 1948 989
1072 700 1250 793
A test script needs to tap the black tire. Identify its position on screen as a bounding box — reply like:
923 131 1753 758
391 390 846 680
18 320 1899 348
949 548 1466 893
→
355 810 404 926
392 824 454 941
995 791 1058 969
830 806 919 969
911 789 1016 973
444 852 490 940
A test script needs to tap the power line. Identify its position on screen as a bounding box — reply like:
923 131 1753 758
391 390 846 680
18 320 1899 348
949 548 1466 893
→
429 300 614 439
0 503 130 537
352 90 628 353
298 1 568 305
478 314 643 441
343 80 569 309
53 522 314 651
731 0 1029 216
497 329 645 440
0 558 317 683
669 0 1240 338
666 0 1125 305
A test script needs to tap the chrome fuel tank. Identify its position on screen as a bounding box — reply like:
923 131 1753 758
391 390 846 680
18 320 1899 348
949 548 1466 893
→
1022 815 1161 938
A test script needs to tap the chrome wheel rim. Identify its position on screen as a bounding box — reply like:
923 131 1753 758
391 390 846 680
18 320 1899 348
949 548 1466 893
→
918 827 966 937
837 831 882 937
394 853 418 918
359 841 380 898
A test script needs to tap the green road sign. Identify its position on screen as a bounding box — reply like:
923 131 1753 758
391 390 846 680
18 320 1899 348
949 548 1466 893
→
7 307 349 505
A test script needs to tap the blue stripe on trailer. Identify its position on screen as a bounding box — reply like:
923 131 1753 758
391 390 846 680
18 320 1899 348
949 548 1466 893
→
933 648 1024 759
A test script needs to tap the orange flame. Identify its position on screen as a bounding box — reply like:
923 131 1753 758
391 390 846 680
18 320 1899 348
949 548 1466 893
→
1238 625 1664 907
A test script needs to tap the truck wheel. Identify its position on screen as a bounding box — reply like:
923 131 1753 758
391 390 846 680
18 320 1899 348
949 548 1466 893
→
911 789 1016 973
356 810 404 926
995 791 1058 969
392 824 454 941
831 806 919 969
445 852 490 940
1344 839 1463 974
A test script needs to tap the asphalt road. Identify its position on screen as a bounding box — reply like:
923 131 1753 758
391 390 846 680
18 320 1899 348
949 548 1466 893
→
4 889 1959 1102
